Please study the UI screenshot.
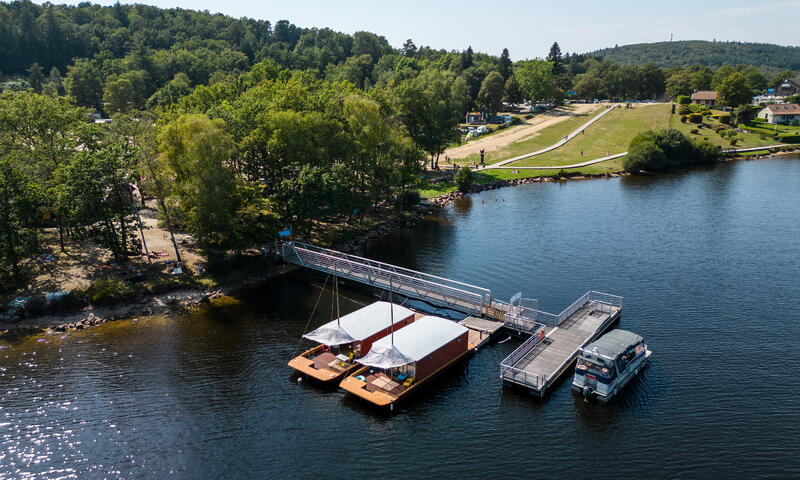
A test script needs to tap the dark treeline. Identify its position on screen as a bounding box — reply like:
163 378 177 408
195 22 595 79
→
591 40 800 76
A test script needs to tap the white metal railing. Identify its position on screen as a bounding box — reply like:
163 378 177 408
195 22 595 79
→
282 241 492 316
506 290 623 328
500 324 546 388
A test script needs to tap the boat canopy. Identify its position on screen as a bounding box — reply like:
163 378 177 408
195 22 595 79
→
357 316 468 369
582 329 643 361
302 301 415 346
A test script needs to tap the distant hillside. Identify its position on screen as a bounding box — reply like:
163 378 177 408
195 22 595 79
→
588 41 800 75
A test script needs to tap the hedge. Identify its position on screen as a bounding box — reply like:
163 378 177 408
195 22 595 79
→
688 114 703 124
677 95 691 105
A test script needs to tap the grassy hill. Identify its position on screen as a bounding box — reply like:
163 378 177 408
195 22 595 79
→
588 40 800 76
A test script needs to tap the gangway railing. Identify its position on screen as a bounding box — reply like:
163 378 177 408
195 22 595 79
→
281 241 492 316
500 324 546 389
511 291 623 327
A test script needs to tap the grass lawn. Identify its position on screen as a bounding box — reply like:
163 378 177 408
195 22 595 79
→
509 104 670 167
449 105 604 164
672 116 777 149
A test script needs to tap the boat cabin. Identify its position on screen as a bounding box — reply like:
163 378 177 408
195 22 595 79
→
573 329 649 402
339 315 470 407
288 301 417 382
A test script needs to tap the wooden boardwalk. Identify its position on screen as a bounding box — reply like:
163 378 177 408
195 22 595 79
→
500 297 622 397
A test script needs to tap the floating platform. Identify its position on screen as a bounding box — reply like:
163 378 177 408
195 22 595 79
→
500 291 622 398
459 316 504 349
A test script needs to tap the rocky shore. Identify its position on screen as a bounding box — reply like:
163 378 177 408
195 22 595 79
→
429 172 626 207
0 210 427 338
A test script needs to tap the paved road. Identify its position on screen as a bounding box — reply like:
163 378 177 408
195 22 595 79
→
488 152 628 170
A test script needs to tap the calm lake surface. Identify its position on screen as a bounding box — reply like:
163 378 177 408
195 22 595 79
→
2 156 799 479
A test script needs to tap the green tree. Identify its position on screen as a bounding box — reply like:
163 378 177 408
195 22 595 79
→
27 62 45 93
516 60 554 101
665 70 693 97
146 72 192 108
574 73 602 100
0 157 41 284
401 39 417 58
65 58 104 109
769 70 795 87
49 66 62 94
624 131 665 172
711 64 736 89
503 75 522 103
103 75 136 114
159 114 243 254
55 143 138 262
691 66 713 91
717 72 751 107
477 71 505 117
396 69 462 168
455 166 473 192
546 42 565 76
639 63 666 99
499 48 512 80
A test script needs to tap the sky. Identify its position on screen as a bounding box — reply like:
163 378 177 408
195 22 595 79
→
34 0 800 59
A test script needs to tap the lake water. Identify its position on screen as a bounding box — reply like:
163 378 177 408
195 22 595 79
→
2 156 799 479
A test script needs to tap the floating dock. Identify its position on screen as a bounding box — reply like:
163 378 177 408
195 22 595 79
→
499 291 622 397
281 241 624 401
459 316 505 349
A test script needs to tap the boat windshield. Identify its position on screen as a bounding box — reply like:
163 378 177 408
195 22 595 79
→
576 358 615 378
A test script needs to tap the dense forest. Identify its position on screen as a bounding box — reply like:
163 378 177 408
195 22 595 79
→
0 1 796 290
590 41 800 76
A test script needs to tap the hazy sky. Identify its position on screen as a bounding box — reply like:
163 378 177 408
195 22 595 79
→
35 0 800 59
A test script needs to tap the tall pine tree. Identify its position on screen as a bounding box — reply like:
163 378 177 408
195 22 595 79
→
547 42 564 76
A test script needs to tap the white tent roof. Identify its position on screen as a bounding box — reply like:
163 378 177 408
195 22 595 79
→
357 316 468 368
302 301 415 346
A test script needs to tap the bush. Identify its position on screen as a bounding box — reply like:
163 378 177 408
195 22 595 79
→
624 132 665 172
397 189 421 208
690 128 699 134
678 105 690 115
780 134 800 143
625 128 721 172
752 117 766 123
677 95 691 105
713 125 725 133
510 117 522 125
86 277 136 306
680 115 688 123
718 114 731 125
729 138 738 146
688 114 703 124
455 167 473 192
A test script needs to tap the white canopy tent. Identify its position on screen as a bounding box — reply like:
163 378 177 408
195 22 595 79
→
357 316 468 369
302 301 415 346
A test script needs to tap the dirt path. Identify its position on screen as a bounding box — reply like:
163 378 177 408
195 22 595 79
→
445 103 601 160
20 199 204 295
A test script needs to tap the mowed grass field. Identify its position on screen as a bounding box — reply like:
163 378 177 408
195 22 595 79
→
509 103 670 167
450 105 604 164
670 116 781 149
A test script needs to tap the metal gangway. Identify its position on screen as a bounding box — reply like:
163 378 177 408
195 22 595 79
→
281 241 492 316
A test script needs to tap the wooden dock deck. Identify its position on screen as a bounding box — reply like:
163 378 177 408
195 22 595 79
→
500 294 622 397
459 316 504 349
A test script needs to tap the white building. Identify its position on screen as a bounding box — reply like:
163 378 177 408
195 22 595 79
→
757 104 800 124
